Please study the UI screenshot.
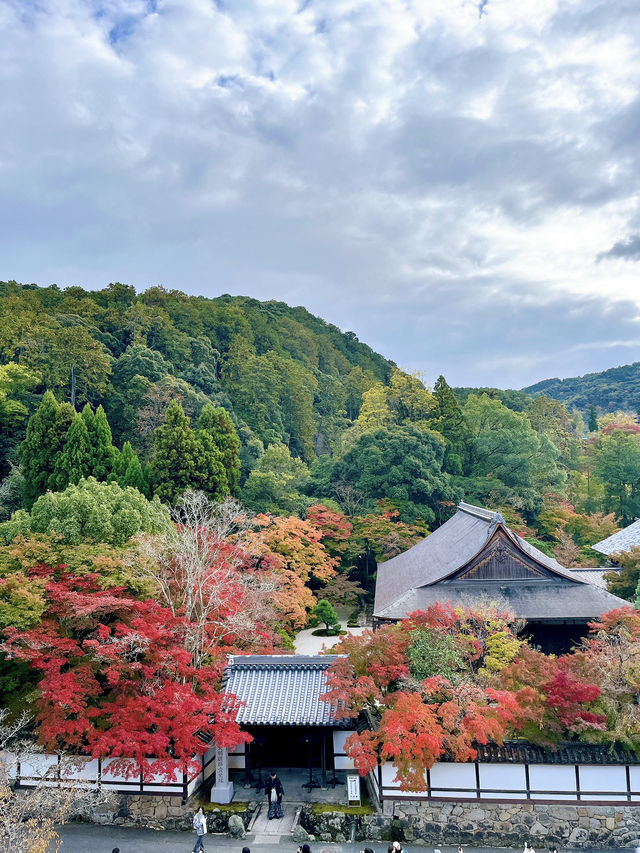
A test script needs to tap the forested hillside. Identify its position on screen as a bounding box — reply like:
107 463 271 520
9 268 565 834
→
4 279 640 601
524 362 640 416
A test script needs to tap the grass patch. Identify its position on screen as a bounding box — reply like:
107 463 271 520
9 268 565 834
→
310 802 374 816
201 801 251 813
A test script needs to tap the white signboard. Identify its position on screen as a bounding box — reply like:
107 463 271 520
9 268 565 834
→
347 773 361 803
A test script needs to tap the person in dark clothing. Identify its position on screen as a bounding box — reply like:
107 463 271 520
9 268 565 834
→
264 771 284 819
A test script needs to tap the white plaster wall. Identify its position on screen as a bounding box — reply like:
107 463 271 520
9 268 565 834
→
478 763 526 799
429 762 476 797
579 765 627 801
333 729 355 769
528 764 576 800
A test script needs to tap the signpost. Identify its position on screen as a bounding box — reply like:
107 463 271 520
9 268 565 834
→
347 773 361 805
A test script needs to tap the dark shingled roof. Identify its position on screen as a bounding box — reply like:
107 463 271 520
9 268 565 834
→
471 741 640 765
375 578 628 622
374 501 630 622
592 519 640 556
223 655 347 727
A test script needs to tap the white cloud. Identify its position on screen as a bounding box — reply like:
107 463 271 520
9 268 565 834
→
1 0 640 386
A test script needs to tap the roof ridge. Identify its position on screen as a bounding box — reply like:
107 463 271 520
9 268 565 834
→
457 501 503 523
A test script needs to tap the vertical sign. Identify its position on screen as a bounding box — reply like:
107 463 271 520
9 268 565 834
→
347 773 361 804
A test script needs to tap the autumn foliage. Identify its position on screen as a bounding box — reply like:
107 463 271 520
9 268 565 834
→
2 566 256 780
323 603 615 790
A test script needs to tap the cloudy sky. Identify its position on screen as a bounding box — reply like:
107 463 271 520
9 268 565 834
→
2 0 640 388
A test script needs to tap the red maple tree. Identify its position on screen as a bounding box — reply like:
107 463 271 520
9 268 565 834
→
2 567 251 780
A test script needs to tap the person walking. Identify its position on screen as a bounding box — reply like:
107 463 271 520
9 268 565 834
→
264 770 284 819
192 806 207 852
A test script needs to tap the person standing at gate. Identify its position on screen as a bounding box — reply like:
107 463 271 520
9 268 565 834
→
192 806 207 852
265 770 284 819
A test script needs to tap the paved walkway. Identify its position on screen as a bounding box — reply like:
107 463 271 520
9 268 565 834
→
56 825 628 853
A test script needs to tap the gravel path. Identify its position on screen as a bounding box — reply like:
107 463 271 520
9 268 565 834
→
293 623 366 655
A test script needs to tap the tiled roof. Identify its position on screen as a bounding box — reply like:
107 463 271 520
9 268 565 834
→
374 578 628 622
471 741 640 765
569 567 621 590
223 655 347 727
374 501 578 617
592 519 640 556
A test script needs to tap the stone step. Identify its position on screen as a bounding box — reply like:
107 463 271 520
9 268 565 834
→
249 802 297 836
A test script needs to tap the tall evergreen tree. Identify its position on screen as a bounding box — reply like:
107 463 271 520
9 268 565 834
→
431 376 472 475
92 405 115 480
196 404 241 495
151 401 227 504
113 440 147 494
20 391 74 508
588 405 598 433
53 412 92 490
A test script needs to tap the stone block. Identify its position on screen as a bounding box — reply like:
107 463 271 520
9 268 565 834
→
228 814 245 839
569 827 589 845
466 808 486 821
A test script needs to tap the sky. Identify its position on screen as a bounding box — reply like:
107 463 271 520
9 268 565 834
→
1 0 640 389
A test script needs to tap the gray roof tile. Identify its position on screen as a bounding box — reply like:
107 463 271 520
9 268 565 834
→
592 519 640 555
375 579 628 621
223 655 346 727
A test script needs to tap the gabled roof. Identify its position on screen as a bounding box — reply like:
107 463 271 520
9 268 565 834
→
223 655 347 727
375 502 576 616
592 519 639 556
374 501 629 622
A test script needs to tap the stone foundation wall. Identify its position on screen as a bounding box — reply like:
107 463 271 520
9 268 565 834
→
303 801 640 848
85 793 257 833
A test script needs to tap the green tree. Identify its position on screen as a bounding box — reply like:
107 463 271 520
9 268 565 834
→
91 405 116 480
151 401 227 503
196 404 241 495
430 375 473 475
113 440 147 495
313 598 341 633
81 403 115 481
344 366 375 420
242 443 311 515
463 393 565 507
22 322 112 407
20 391 75 508
588 405 599 433
408 626 464 682
594 429 640 524
527 395 579 467
0 362 40 477
387 368 436 424
52 412 92 490
2 477 169 546
333 424 454 524
354 383 393 434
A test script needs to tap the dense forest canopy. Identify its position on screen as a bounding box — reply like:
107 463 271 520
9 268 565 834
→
2 279 640 543
523 362 640 417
